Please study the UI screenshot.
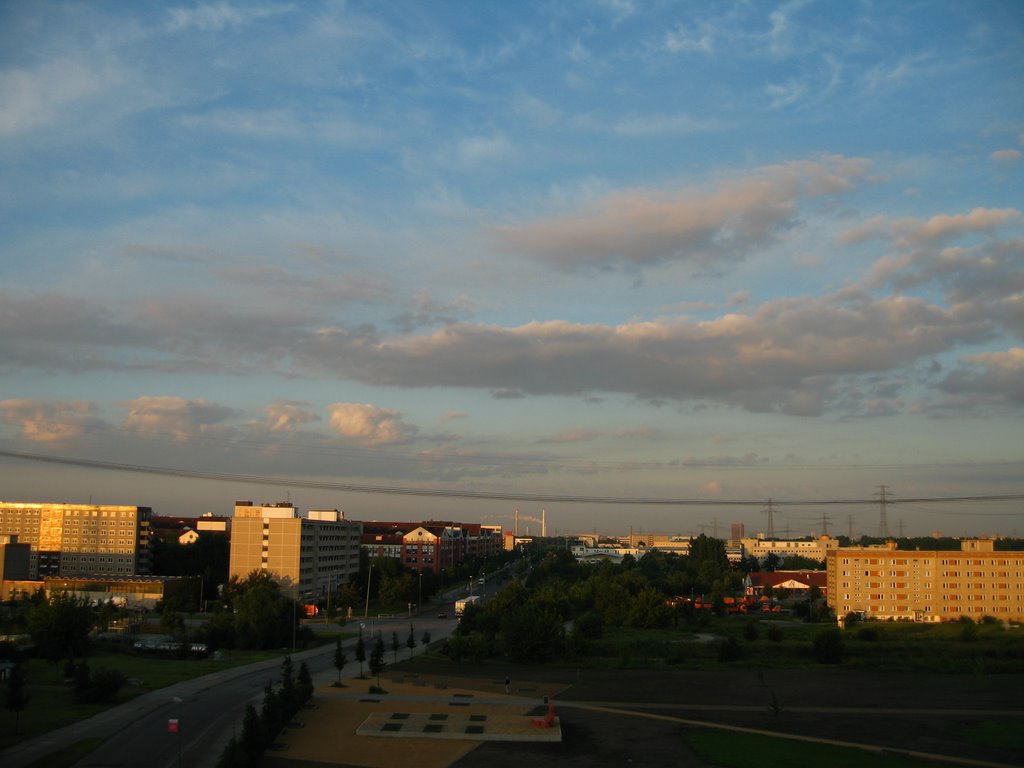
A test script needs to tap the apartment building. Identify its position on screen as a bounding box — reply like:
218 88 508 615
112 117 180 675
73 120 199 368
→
0 502 152 578
827 539 1024 623
228 502 362 599
741 535 839 564
361 520 503 574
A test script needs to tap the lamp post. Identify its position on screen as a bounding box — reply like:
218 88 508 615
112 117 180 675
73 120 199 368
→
418 570 423 614
364 563 374 618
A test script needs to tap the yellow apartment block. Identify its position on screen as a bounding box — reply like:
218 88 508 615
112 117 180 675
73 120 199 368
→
0 502 152 578
827 539 1024 623
229 501 362 599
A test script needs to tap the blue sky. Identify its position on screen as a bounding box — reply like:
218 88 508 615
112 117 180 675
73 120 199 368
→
1 1 1022 538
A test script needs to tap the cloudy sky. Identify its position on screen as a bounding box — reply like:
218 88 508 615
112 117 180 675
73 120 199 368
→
2 1 1022 538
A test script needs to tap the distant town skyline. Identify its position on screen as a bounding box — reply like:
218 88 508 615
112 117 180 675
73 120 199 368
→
1 2 1022 537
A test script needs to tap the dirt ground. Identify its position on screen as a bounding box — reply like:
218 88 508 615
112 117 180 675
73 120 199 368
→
268 664 1024 768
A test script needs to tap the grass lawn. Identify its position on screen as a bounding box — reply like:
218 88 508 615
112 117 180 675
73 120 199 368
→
680 728 949 768
574 616 1024 673
23 738 105 768
959 719 1024 751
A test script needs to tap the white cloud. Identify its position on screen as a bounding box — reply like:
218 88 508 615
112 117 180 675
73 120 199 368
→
893 208 1020 247
164 3 293 33
963 347 1024 372
0 58 110 138
932 348 1024 410
302 290 992 416
538 428 604 444
259 401 321 432
493 156 870 274
663 23 714 54
327 403 418 445
991 149 1022 164
0 399 105 443
120 396 237 441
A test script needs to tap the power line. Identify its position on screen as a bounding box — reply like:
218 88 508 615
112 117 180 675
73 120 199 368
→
1 449 1023 508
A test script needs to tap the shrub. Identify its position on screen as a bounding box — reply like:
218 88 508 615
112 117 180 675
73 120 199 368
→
856 627 880 642
766 624 783 642
717 636 742 662
73 664 126 704
743 621 759 641
960 621 979 643
812 628 845 664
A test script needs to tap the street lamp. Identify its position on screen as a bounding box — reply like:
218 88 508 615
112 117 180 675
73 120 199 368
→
418 570 423 614
364 563 374 618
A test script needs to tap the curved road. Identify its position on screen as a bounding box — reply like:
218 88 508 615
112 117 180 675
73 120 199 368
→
0 613 457 768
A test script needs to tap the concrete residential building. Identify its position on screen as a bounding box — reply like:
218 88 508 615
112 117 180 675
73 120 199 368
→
229 502 362 599
0 502 152 578
741 535 839 565
827 539 1024 623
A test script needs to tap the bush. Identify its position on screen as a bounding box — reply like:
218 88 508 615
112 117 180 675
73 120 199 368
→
717 636 742 662
72 664 126 704
575 611 604 639
766 623 784 642
743 621 759 641
960 621 979 643
812 628 845 664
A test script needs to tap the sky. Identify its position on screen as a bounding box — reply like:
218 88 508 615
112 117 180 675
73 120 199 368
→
1 1 1022 539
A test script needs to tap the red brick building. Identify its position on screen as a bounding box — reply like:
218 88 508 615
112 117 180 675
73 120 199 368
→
360 520 503 574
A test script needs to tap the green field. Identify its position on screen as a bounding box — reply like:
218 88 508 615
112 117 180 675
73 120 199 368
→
577 617 1024 673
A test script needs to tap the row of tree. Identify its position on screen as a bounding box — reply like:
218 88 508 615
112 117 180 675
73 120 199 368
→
215 656 313 768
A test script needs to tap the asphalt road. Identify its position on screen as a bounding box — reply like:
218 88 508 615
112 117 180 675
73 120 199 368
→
0 612 458 768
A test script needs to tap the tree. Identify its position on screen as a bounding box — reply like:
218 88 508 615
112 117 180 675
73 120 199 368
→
812 628 845 664
420 629 431 651
446 633 464 670
296 661 314 706
369 635 387 687
278 656 296 721
355 630 366 677
4 661 29 734
72 665 126 704
240 702 264 766
627 586 671 629
260 681 283 746
26 591 93 678
406 625 416 659
233 572 292 650
332 636 347 685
